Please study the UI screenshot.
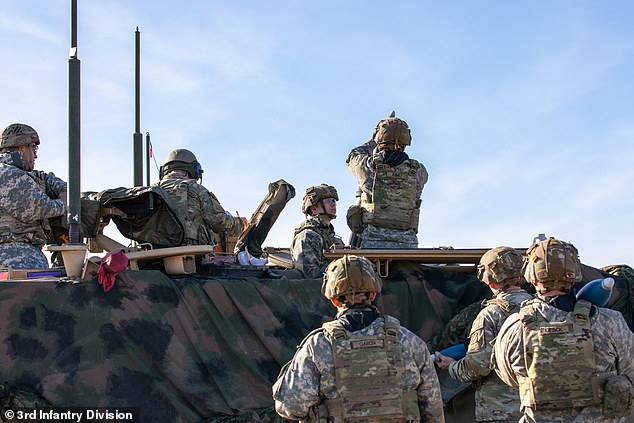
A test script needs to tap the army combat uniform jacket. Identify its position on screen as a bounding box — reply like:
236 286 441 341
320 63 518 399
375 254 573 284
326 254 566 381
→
158 175 244 246
449 289 533 422
346 140 428 249
493 296 634 422
273 312 445 422
0 153 66 269
290 215 343 279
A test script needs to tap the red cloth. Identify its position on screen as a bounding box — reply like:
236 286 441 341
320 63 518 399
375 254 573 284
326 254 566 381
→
97 250 129 292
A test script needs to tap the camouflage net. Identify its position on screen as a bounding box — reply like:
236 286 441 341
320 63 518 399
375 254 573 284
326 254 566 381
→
0 261 629 422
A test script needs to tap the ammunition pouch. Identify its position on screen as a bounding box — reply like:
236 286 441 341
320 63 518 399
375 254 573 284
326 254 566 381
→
603 374 633 418
346 204 364 234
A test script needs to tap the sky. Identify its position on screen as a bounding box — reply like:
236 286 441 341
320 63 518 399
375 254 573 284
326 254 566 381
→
1 0 632 269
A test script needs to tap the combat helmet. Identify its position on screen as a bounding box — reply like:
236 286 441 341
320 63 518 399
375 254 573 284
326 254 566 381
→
373 111 411 151
322 255 382 305
477 246 524 288
159 149 204 180
301 184 338 215
523 237 582 294
1 123 40 149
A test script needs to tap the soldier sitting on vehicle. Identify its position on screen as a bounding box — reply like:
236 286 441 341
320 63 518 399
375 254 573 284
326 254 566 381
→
346 111 428 249
273 255 445 422
290 184 344 279
0 123 67 269
158 149 247 246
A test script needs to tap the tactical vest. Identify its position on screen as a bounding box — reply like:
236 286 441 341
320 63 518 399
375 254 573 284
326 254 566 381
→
293 219 343 252
315 316 420 422
360 160 420 231
158 178 210 245
518 299 602 410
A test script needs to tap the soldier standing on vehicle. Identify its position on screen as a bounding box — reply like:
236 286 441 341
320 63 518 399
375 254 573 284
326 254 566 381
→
290 184 344 278
158 149 246 246
0 123 67 269
346 111 428 249
273 255 445 422
493 237 634 422
435 246 533 422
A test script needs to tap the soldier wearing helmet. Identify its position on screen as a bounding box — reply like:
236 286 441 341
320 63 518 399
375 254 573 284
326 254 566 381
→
0 123 67 269
436 246 533 423
273 255 445 422
346 111 428 248
494 237 634 422
290 184 344 278
157 149 246 246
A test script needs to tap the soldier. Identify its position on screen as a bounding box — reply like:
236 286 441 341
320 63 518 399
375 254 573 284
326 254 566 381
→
435 246 533 422
157 149 246 246
346 111 428 249
0 123 67 269
493 237 634 422
273 255 445 422
290 184 344 278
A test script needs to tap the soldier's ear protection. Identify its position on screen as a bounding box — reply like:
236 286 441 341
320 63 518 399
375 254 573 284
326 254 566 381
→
159 161 204 180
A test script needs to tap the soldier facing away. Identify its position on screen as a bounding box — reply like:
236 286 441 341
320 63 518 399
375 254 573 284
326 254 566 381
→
0 123 67 269
346 111 428 249
493 237 634 422
273 255 445 422
435 246 533 422
290 184 344 278
157 149 246 246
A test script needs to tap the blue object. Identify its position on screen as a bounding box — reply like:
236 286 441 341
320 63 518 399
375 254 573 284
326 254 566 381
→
575 277 614 307
431 343 467 362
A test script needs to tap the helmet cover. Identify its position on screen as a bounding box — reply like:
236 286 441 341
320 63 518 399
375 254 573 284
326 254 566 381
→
523 237 582 293
373 111 411 150
302 184 338 214
1 123 40 149
322 255 382 301
477 246 524 288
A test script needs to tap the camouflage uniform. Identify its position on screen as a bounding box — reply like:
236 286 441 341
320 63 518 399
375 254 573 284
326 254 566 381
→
273 309 445 422
158 173 244 246
493 296 634 422
0 152 66 269
346 139 428 249
449 288 533 422
290 215 343 279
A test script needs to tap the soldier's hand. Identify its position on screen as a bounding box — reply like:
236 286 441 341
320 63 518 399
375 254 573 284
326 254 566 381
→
239 217 249 228
434 352 454 370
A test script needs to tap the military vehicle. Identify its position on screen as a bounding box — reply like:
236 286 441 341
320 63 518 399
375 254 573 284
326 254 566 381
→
1 4 632 423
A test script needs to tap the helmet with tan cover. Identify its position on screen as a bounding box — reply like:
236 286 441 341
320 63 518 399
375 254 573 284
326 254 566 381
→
1 123 40 149
322 255 382 305
301 184 338 214
477 246 524 288
373 111 411 151
523 237 582 294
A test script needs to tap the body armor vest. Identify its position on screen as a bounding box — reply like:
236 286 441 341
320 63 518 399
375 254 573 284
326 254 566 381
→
518 299 601 410
293 219 343 252
360 160 420 232
315 316 420 422
159 178 211 245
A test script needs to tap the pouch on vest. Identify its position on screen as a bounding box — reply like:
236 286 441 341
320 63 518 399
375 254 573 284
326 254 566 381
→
346 204 364 234
603 374 634 418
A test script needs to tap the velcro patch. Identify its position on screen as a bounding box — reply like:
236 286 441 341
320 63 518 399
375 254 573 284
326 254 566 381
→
351 339 385 349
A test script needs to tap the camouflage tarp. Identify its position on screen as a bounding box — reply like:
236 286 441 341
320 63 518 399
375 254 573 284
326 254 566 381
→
0 261 630 422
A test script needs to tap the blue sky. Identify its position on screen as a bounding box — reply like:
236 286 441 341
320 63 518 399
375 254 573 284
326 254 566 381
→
1 1 632 268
